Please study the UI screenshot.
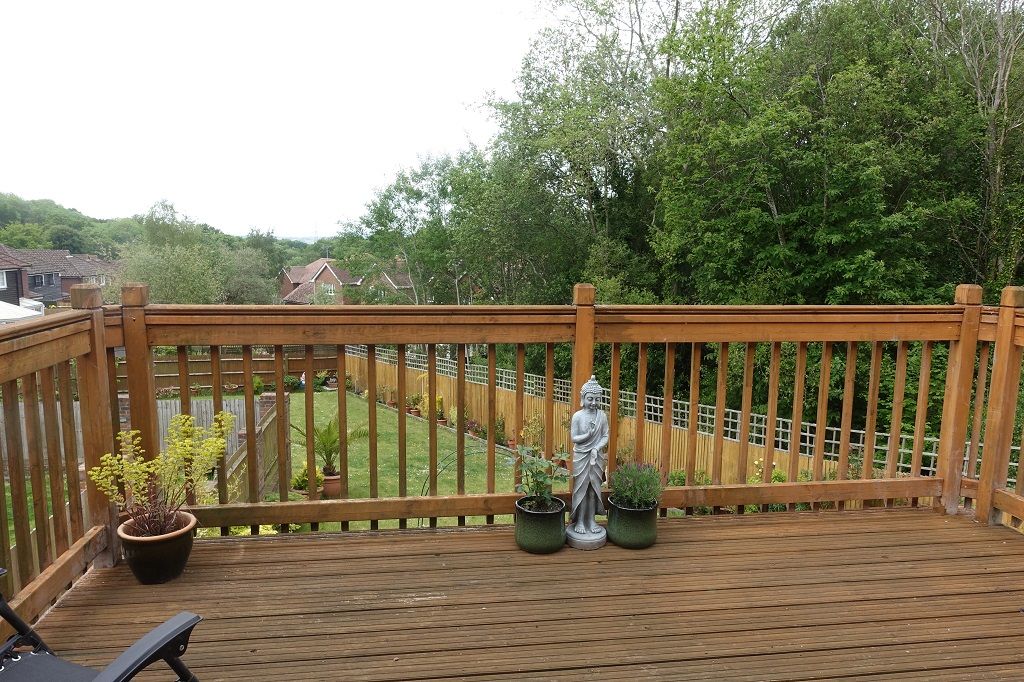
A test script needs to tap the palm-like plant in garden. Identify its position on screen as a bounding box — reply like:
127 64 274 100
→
291 414 369 493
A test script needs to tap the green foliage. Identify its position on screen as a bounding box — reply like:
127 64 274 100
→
609 462 664 509
510 446 569 512
88 412 234 536
290 414 369 476
291 463 325 491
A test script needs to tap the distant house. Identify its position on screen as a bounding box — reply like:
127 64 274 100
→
0 245 43 323
11 249 118 305
279 257 416 304
279 258 364 304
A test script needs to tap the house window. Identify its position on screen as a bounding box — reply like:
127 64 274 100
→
324 283 335 296
45 273 55 286
30 275 43 288
0 271 7 290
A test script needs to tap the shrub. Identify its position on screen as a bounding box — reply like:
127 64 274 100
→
252 375 264 395
291 463 324 491
609 462 663 509
283 374 301 392
509 447 568 512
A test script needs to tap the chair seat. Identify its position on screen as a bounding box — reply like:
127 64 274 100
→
1 650 97 681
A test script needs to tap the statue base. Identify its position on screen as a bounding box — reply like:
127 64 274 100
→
566 524 606 550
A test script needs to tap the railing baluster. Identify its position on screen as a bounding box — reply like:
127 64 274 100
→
544 343 554 461
486 344 496 524
787 343 808 511
966 342 991 495
609 343 621 480
762 342 781 512
737 342 755 493
105 347 119 446
660 343 676 516
22 372 51 571
0 409 10 595
911 341 933 506
428 344 438 528
367 344 378 530
211 346 228 535
39 366 69 557
177 346 191 417
397 344 406 530
636 343 648 464
885 341 909 507
56 363 84 540
838 342 858 511
811 342 833 511
712 343 729 514
686 343 702 514
243 346 258 534
3 380 34 589
337 344 348 531
514 343 525 455
862 342 883 497
456 344 466 526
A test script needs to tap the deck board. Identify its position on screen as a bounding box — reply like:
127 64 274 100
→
35 508 1024 680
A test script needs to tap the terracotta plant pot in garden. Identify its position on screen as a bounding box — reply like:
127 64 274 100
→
437 418 448 426
118 511 198 584
410 408 421 417
322 474 342 499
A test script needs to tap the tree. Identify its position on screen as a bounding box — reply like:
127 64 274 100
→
48 224 85 252
0 222 50 248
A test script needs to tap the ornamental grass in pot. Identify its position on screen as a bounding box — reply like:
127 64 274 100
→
510 447 569 554
607 462 664 549
89 412 234 584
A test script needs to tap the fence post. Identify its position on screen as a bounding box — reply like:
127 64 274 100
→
936 284 982 514
70 284 119 566
120 283 159 462
975 286 1024 525
572 283 596 405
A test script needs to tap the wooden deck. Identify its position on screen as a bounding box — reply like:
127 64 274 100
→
34 508 1024 680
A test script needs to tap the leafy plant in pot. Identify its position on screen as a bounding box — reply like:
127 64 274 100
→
510 447 569 554
290 415 369 498
88 412 234 584
607 462 664 549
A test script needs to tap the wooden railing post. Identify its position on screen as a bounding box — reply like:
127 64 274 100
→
121 283 159 461
936 284 982 514
572 284 596 406
976 286 1024 525
70 284 118 566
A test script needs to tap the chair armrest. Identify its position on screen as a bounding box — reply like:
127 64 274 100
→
93 612 202 682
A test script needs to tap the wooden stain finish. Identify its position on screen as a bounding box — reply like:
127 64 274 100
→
39 366 69 557
661 343 676 484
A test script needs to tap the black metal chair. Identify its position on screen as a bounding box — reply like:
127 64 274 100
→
0 569 202 681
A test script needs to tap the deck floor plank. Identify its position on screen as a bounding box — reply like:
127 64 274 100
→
35 508 1024 680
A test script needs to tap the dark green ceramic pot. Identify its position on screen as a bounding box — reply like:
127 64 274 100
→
118 511 197 584
514 497 566 554
607 497 658 549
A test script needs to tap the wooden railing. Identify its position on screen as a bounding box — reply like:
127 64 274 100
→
0 286 116 629
12 280 1024 621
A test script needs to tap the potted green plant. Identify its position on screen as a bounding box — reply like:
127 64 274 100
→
407 393 421 417
435 395 447 426
606 462 664 549
510 447 569 554
88 412 234 584
291 415 369 498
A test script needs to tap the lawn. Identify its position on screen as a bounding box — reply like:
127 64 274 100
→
286 390 517 529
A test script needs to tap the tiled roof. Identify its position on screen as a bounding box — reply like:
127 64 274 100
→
282 281 315 304
0 244 27 269
284 259 363 286
10 248 118 277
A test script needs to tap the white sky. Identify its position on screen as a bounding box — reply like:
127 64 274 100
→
0 1 547 241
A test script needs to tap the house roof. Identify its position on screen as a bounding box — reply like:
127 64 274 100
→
0 244 27 269
282 259 363 286
10 248 117 277
282 281 316 304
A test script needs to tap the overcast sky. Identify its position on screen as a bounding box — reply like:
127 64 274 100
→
0 1 547 241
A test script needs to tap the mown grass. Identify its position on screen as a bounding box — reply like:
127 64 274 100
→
284 390 517 530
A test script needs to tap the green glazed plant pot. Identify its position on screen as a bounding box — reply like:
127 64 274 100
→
607 497 658 549
514 497 566 554
118 511 197 584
